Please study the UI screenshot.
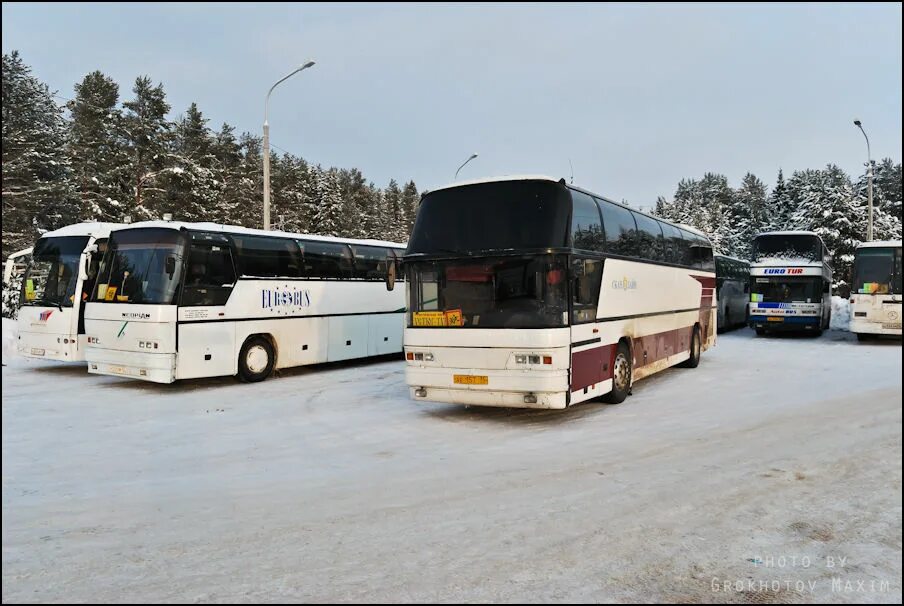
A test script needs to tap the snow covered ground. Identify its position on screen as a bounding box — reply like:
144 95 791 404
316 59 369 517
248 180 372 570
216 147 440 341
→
2 323 901 603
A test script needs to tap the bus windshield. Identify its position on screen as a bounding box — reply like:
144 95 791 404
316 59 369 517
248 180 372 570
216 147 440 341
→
21 236 89 308
93 228 186 304
406 180 571 255
853 247 902 295
752 234 822 263
752 276 821 303
408 255 568 328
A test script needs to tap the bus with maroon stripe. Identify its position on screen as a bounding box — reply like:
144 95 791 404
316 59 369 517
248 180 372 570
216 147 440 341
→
403 176 716 409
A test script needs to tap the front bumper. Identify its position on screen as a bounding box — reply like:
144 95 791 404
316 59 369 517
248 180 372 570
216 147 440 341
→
749 315 820 331
16 332 82 362
405 365 570 409
86 348 176 383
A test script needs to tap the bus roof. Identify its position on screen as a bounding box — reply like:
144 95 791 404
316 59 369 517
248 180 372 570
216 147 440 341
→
423 174 713 246
113 220 407 249
754 230 819 238
714 254 750 264
857 240 902 249
40 222 121 239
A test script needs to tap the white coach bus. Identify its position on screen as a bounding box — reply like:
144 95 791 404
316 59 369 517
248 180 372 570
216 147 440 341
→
403 176 716 409
849 240 902 340
84 221 406 383
13 222 118 362
748 231 833 336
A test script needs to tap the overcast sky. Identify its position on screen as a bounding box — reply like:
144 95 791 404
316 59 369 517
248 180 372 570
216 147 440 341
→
3 2 901 209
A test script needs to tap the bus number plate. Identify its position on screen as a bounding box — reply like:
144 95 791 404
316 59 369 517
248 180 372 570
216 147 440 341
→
767 316 784 322
454 374 488 385
882 322 902 330
110 365 127 375
30 348 45 356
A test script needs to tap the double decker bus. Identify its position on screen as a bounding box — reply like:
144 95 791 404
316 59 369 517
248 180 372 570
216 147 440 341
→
849 240 902 340
403 176 716 409
84 221 405 383
715 254 750 331
14 222 118 362
748 231 832 335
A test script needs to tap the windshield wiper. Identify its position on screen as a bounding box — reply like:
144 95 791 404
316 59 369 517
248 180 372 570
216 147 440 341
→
29 297 63 311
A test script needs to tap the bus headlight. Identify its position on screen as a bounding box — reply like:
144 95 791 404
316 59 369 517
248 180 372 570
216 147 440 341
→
515 354 553 365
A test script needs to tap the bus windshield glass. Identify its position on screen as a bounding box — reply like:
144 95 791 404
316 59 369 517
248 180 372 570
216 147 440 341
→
752 276 821 303
93 228 186 304
21 236 89 308
853 247 902 295
752 234 822 263
406 180 571 255
408 255 568 328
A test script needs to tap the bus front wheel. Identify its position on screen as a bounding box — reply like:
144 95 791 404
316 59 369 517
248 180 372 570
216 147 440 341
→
679 326 702 368
604 342 632 404
239 336 275 382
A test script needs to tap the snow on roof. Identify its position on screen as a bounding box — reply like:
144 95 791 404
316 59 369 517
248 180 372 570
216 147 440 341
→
426 174 561 194
40 222 122 239
857 240 902 249
116 220 406 249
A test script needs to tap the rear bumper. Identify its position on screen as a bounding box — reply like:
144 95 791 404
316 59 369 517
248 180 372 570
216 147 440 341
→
405 365 570 409
16 332 82 362
85 347 176 383
849 318 902 336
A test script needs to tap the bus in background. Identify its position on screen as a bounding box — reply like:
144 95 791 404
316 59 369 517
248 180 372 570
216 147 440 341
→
403 176 716 410
715 254 750 331
748 231 832 336
849 240 902 340
84 221 406 383
15 223 118 362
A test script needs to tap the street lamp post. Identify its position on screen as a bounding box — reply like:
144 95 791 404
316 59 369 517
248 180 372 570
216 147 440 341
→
263 60 315 231
853 120 873 241
455 153 478 180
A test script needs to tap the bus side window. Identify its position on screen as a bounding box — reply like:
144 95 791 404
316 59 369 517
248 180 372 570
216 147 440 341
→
182 243 236 306
571 258 603 324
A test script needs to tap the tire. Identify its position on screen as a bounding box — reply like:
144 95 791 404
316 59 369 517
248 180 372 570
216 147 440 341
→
755 327 766 336
679 325 702 368
238 336 275 382
604 341 631 404
856 333 874 342
724 310 731 332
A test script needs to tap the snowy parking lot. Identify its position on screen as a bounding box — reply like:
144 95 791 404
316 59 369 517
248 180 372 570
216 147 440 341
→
2 322 901 603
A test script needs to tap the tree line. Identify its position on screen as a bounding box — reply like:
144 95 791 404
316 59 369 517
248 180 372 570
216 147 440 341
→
654 163 902 295
2 50 419 260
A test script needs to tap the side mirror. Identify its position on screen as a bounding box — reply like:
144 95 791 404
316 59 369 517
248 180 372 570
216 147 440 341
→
79 254 90 281
165 256 177 280
386 256 396 291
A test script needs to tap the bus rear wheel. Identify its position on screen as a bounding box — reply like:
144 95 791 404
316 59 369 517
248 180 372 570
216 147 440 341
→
604 342 631 404
239 336 275 382
679 326 702 368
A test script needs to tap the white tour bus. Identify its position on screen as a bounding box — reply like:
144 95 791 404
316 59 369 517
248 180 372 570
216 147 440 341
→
715 254 750 331
84 221 406 383
403 176 716 409
13 222 119 362
748 231 833 335
849 240 902 340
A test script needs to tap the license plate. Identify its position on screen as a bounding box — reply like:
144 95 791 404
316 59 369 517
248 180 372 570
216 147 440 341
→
453 374 488 385
30 348 45 356
882 323 902 330
109 365 127 375
413 311 446 327
767 316 784 322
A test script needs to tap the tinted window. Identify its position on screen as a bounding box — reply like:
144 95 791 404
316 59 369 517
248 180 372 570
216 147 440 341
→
298 240 353 279
92 228 185 305
598 200 640 257
681 229 714 271
352 245 392 280
632 212 665 262
22 236 89 308
182 236 236 306
232 235 301 278
572 257 603 323
752 234 822 263
407 180 571 255
661 223 688 265
569 190 604 252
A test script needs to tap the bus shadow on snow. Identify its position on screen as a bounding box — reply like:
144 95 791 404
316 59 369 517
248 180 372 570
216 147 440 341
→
88 353 404 395
420 395 622 426
22 362 88 378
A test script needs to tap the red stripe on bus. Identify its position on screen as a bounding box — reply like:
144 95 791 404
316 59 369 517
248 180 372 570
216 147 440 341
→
571 344 615 391
631 326 692 367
